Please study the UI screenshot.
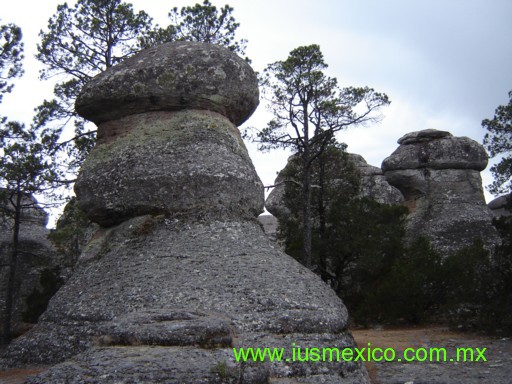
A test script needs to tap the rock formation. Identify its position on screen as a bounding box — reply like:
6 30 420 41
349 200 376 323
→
266 152 404 221
488 194 512 219
0 192 70 339
382 129 500 255
346 153 405 206
2 42 369 383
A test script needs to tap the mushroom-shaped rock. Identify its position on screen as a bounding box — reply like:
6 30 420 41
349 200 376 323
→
488 194 512 218
382 129 499 255
382 129 488 172
73 42 263 227
76 41 259 127
4 42 370 383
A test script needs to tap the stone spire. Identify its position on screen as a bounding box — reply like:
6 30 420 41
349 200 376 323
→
3 42 369 383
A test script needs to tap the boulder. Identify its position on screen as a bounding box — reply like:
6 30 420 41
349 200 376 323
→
74 110 264 227
488 194 512 218
75 41 259 127
347 153 405 206
0 192 71 340
3 42 369 383
266 152 404 221
382 129 500 255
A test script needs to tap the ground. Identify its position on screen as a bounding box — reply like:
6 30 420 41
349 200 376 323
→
352 326 512 384
1 326 511 383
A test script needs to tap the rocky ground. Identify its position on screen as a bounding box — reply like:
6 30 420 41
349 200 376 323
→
1 326 510 383
352 326 512 384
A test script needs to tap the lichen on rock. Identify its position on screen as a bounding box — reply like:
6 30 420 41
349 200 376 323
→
3 42 370 383
382 128 500 255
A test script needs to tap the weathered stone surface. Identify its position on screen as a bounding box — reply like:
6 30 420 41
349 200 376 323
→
347 153 404 206
257 214 278 240
0 192 72 340
488 194 512 218
24 346 270 384
397 128 452 145
266 153 404 221
382 129 500 255
3 42 368 383
75 41 259 126
383 129 488 171
5 219 367 382
265 165 292 220
74 110 264 227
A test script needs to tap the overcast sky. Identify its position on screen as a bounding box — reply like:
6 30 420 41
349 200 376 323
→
2 0 512 211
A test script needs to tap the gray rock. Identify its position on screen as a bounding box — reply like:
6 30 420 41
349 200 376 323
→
382 130 488 171
488 194 512 218
346 153 404 206
74 110 264 227
4 42 369 383
265 165 293 220
257 214 278 239
382 129 500 255
75 41 259 127
266 153 404 221
0 192 72 340
397 128 452 145
24 346 270 384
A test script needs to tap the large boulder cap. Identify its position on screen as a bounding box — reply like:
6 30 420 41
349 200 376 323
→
75 41 259 127
382 129 488 171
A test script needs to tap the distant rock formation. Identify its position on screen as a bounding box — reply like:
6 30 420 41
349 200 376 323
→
3 42 369 383
488 194 512 219
347 153 405 205
257 214 278 240
266 152 404 221
382 129 500 255
0 192 70 339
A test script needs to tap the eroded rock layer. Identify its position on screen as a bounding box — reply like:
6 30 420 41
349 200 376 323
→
382 129 500 255
3 42 369 383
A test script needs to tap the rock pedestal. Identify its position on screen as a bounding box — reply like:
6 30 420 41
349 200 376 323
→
382 129 500 255
3 42 368 383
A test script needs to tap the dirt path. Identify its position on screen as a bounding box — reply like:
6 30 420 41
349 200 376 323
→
0 368 47 384
352 326 512 384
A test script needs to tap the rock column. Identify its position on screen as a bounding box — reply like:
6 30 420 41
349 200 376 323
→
382 129 500 255
3 42 369 383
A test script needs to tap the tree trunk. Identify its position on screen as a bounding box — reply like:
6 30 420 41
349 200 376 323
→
2 190 22 346
302 158 313 269
317 153 327 274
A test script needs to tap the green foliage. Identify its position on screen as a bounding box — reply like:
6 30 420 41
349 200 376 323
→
164 0 247 57
0 122 62 198
277 143 359 266
255 44 389 267
49 197 90 261
277 144 408 303
277 144 512 334
0 23 23 105
0 22 24 144
441 218 512 334
257 44 390 154
362 238 446 325
483 90 512 195
22 267 64 323
35 0 154 171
